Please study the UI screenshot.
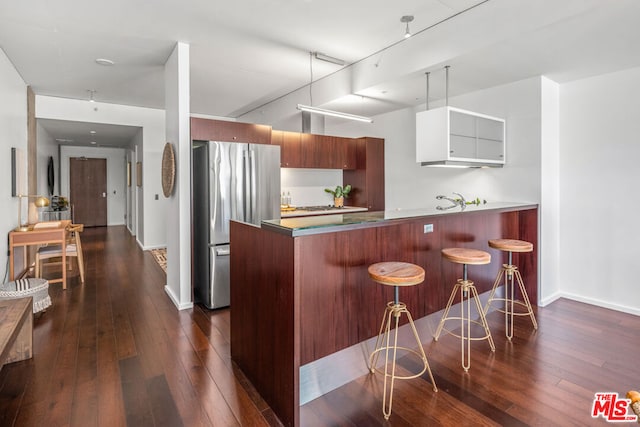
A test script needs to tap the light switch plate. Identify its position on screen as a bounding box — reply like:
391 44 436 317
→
424 224 433 233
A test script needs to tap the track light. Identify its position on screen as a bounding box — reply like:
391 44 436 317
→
401 15 414 38
297 104 373 123
313 52 345 66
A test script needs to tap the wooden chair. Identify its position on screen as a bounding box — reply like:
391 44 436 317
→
35 223 85 283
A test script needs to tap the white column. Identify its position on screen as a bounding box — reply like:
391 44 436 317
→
164 42 193 310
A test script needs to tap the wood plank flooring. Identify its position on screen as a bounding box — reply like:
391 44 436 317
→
1 225 639 426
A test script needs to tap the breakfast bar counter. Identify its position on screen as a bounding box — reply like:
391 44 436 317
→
230 203 538 427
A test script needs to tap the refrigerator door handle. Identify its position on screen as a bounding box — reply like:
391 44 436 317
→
243 149 251 223
249 149 257 224
215 247 230 256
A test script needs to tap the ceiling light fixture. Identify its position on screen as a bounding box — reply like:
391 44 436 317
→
90 130 96 134
401 15 414 38
313 52 345 66
87 89 96 102
298 52 372 124
297 104 373 123
95 58 115 66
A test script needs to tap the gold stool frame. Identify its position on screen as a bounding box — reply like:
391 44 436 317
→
434 264 495 372
484 249 538 340
369 288 437 420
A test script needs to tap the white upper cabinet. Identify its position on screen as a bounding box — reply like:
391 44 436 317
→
416 106 505 167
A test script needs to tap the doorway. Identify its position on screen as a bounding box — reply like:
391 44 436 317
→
70 157 107 226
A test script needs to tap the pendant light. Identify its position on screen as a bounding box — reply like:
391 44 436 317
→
297 52 373 123
401 15 414 38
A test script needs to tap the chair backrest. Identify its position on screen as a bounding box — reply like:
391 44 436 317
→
67 224 84 252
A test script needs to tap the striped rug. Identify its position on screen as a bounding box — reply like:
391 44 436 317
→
150 248 167 273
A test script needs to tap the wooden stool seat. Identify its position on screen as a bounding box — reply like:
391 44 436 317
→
488 239 533 253
368 262 425 287
442 248 491 265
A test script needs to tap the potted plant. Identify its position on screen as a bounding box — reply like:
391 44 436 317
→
324 184 351 208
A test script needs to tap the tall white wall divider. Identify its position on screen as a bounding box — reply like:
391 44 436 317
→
0 48 28 273
164 42 193 310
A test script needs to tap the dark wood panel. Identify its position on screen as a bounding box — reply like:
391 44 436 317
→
230 221 298 427
343 137 385 211
272 130 302 168
190 117 272 144
297 209 532 364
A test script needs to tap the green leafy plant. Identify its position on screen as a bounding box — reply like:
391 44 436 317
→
324 184 352 198
455 197 487 206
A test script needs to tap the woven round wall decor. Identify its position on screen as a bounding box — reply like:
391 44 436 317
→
161 142 176 198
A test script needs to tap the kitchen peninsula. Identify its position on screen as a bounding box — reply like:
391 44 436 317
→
230 203 538 427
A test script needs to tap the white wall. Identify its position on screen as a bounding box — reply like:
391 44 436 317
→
559 66 640 315
59 146 126 226
35 95 167 249
281 168 343 207
0 48 27 281
539 77 561 304
36 123 58 197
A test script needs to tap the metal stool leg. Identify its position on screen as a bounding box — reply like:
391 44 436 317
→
435 264 494 371
369 286 437 419
515 268 538 330
484 250 538 340
434 282 460 341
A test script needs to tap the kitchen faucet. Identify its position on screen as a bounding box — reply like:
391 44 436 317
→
436 192 467 211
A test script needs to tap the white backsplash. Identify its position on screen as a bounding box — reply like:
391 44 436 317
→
281 168 343 207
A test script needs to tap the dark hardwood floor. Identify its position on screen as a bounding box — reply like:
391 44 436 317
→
1 225 639 426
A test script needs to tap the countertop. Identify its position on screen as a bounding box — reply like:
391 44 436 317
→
263 202 538 236
280 205 368 218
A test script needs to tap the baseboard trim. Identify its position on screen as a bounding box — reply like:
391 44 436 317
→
164 285 193 311
554 292 640 317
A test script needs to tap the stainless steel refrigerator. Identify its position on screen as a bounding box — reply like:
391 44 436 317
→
192 140 281 309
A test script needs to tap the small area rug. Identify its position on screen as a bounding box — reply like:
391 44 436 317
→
151 248 167 273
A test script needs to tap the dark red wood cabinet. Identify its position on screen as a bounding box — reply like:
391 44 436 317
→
190 117 272 144
343 137 385 211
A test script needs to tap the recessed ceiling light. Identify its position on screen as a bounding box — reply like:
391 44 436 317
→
95 58 115 66
90 130 97 134
90 141 97 145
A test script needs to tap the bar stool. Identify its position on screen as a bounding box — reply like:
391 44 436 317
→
484 239 538 340
368 262 437 420
434 248 495 372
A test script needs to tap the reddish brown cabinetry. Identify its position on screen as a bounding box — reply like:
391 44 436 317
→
275 132 357 170
272 130 302 167
343 137 385 210
190 117 272 144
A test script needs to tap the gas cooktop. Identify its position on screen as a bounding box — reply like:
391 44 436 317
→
297 205 342 211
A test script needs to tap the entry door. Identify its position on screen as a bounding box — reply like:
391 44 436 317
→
70 157 107 227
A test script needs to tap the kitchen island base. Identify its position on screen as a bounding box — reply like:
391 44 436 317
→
230 205 537 427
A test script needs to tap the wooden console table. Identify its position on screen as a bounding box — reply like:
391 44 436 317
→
9 220 70 289
0 297 33 370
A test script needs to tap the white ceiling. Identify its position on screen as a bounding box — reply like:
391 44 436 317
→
2 0 640 146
